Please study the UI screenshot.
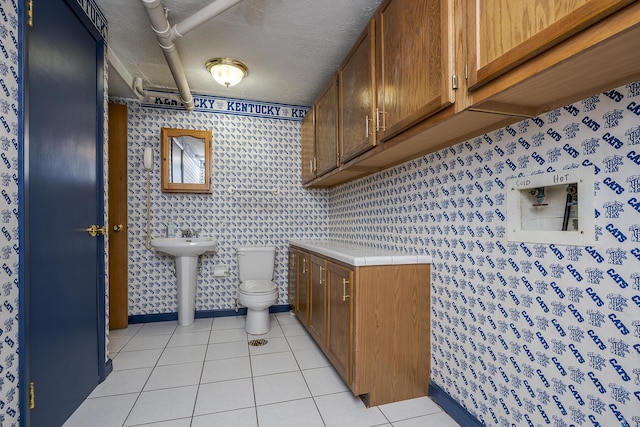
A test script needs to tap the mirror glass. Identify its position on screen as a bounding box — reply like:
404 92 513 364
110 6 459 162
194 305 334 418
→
161 128 212 193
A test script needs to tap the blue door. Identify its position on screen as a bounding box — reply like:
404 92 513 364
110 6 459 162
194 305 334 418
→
24 0 106 425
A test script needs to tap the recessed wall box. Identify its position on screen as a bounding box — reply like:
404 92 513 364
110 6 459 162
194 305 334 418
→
506 168 595 246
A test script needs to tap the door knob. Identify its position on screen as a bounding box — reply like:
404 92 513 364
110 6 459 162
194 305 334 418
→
113 224 123 232
86 225 106 237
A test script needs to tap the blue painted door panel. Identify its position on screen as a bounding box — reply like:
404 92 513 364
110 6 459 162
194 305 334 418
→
26 0 102 425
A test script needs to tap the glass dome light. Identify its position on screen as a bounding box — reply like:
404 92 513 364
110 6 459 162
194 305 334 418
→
205 58 248 87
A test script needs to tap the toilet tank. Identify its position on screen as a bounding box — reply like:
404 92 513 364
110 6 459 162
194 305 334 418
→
237 246 276 282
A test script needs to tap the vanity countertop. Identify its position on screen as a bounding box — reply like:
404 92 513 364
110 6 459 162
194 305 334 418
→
289 239 432 267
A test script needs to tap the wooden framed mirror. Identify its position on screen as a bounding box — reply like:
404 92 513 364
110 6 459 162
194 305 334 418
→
161 127 212 193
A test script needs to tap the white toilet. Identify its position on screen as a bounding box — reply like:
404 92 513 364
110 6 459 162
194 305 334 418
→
237 246 279 334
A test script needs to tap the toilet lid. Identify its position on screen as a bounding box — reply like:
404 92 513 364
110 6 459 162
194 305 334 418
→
240 280 277 294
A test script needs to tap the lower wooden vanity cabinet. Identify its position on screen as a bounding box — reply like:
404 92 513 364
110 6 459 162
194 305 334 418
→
308 254 327 347
288 248 310 327
289 245 430 406
325 261 354 386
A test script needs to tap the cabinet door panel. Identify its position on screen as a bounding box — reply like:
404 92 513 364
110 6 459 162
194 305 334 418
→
326 262 354 384
315 79 339 176
340 20 376 163
301 107 316 184
297 252 310 327
467 0 632 89
288 251 297 311
377 0 453 141
309 256 326 347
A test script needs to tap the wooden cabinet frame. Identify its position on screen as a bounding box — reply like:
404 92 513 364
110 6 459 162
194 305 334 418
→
303 0 640 188
466 0 633 90
289 245 430 406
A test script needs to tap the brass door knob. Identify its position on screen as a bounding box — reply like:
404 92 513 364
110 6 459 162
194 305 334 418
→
113 224 123 232
86 225 107 237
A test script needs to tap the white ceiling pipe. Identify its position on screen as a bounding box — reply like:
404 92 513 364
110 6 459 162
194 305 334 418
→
171 0 243 40
140 0 244 112
141 0 194 110
133 77 183 103
108 47 142 99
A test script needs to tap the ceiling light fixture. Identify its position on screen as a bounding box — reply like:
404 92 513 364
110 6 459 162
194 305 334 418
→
205 58 248 87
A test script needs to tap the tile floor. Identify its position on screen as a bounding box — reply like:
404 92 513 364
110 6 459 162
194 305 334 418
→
63 312 460 427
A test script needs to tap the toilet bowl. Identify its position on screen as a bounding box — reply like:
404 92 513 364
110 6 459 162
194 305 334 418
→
237 246 278 334
238 280 278 334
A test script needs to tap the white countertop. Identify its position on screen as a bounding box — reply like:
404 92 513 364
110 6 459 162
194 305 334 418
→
289 240 432 267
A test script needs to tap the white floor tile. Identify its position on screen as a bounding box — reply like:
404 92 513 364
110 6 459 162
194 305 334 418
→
248 337 291 355
302 366 349 396
209 327 247 343
274 311 298 325
201 356 251 383
136 321 178 336
63 393 138 427
285 334 317 351
173 318 213 334
253 371 311 406
124 386 198 426
211 316 247 330
392 411 461 427
113 349 163 371
158 345 207 366
248 324 284 339
107 337 130 355
89 368 152 398
315 392 388 427
378 396 442 422
251 351 298 377
131 418 191 427
121 334 171 352
205 341 249 360
167 331 210 347
293 347 331 370
192 407 258 427
193 378 255 416
144 362 203 391
256 398 325 427
70 318 462 427
280 322 307 337
109 324 143 338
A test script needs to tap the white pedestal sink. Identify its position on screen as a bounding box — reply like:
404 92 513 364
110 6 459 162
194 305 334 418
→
150 237 218 326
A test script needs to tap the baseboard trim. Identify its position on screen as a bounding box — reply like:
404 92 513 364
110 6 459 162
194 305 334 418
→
128 312 177 324
128 304 292 324
102 358 113 382
429 381 483 427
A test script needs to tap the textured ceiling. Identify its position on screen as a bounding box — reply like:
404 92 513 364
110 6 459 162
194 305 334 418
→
95 0 383 106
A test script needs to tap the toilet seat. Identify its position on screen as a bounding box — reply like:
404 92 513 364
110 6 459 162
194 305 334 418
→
239 280 277 294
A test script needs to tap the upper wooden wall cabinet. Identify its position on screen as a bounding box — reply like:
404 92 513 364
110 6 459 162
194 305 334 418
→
465 0 637 116
315 78 340 176
339 0 456 161
339 20 377 164
375 0 455 141
300 106 315 184
467 0 632 90
303 0 640 187
301 78 340 184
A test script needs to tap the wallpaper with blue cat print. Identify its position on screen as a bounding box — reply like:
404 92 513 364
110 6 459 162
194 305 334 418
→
122 99 328 316
328 82 640 426
0 1 20 425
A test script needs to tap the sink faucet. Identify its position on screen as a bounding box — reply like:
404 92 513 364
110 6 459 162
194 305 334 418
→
181 229 199 238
